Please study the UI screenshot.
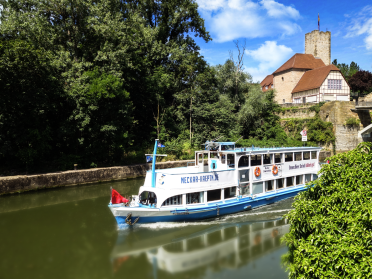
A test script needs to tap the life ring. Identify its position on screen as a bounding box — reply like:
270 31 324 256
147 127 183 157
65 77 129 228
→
272 165 278 175
254 167 261 177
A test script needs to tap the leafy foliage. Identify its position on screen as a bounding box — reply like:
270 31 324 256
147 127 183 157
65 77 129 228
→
0 40 64 167
332 59 360 81
238 88 284 140
283 142 372 278
345 117 361 126
348 70 372 96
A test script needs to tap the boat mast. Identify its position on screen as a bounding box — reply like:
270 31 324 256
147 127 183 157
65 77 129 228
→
152 139 159 188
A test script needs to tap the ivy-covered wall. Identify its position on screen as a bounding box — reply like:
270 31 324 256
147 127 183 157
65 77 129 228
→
278 101 371 154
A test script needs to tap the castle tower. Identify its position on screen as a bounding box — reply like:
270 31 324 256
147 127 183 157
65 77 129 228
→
305 30 331 65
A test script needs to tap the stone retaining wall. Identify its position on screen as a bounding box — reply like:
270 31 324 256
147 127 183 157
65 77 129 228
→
0 160 194 195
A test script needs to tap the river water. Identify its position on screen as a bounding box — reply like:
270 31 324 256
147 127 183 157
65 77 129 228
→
0 178 292 279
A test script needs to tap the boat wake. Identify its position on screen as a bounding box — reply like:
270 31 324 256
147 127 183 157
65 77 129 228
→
117 207 292 231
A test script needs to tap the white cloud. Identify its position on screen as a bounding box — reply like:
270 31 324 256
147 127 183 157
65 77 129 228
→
197 0 301 43
245 41 293 82
345 5 372 50
260 0 300 19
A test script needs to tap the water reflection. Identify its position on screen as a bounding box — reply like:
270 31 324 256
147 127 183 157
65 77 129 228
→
112 218 289 278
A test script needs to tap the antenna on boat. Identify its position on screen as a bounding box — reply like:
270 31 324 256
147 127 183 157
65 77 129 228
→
234 136 243 144
211 135 222 142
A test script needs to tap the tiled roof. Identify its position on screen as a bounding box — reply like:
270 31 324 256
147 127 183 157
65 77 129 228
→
292 65 340 93
273 54 326 74
260 74 273 87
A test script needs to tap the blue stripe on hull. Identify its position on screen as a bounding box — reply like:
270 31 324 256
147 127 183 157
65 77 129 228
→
115 187 305 225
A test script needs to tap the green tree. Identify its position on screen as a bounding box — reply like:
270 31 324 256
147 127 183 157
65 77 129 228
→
283 142 372 278
213 59 252 107
67 67 133 163
0 39 64 168
332 59 360 81
238 88 286 141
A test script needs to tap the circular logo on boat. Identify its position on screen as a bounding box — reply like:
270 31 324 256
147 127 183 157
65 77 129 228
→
158 174 166 185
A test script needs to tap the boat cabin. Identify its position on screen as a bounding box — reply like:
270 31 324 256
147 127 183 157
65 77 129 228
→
139 143 322 209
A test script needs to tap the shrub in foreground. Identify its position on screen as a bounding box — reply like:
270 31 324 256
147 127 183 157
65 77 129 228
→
283 142 372 278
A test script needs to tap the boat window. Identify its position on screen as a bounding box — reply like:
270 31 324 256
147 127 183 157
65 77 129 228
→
252 182 263 195
286 177 294 187
224 187 236 199
207 189 221 202
303 151 310 160
296 175 303 185
311 151 317 160
162 194 182 206
221 154 226 164
210 152 218 159
285 153 293 162
240 183 250 196
305 174 312 183
238 156 249 168
198 153 203 165
221 145 234 151
187 192 204 204
277 178 284 189
239 169 249 182
227 154 235 168
274 153 282 163
265 180 274 191
313 174 318 180
204 153 209 165
140 191 157 206
263 154 272 165
250 154 262 166
294 152 302 161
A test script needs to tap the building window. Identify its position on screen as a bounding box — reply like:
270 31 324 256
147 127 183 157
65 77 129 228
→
282 77 284 81
328 79 342 90
294 98 301 104
283 99 285 104
265 86 268 90
272 84 274 88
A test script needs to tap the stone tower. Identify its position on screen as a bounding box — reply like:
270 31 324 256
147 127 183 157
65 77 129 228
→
305 30 331 65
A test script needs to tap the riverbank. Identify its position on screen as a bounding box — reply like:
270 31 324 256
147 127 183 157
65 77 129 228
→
0 160 193 196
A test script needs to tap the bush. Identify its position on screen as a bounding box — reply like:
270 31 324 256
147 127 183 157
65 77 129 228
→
283 142 372 278
345 117 361 126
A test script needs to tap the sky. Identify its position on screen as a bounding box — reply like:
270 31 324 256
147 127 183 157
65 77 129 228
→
193 0 372 82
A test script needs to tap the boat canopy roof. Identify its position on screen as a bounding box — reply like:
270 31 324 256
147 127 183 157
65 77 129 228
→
198 143 321 153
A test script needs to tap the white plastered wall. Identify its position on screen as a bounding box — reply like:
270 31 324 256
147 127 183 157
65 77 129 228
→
291 71 350 103
319 71 350 101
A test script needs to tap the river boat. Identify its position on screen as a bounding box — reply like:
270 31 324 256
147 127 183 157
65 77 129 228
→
108 140 321 225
